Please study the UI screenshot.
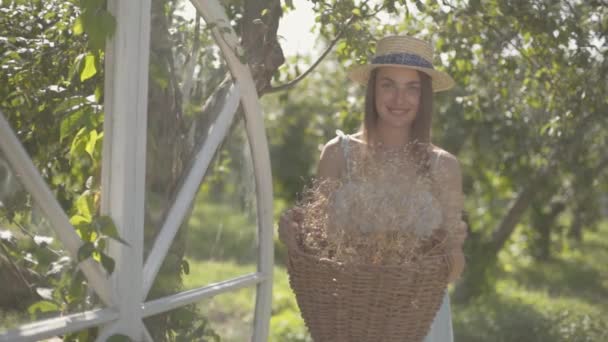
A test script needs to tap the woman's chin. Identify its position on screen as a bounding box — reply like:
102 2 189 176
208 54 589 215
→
378 117 415 129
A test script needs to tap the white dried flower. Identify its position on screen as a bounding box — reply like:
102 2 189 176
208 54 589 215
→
296 143 458 265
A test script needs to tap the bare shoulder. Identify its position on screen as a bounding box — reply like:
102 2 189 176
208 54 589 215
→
429 145 461 178
317 136 345 180
429 145 464 211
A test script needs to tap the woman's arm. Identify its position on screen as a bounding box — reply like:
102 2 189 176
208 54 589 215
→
279 137 345 244
432 148 467 282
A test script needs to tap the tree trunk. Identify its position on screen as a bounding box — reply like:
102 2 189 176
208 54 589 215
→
144 0 191 338
0 251 40 310
455 151 608 302
488 180 541 255
454 174 544 302
569 210 583 242
534 200 565 261
241 0 285 95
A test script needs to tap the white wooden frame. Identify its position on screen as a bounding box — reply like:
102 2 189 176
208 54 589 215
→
0 0 274 340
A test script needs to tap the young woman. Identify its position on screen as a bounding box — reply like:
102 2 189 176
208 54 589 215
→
280 35 467 341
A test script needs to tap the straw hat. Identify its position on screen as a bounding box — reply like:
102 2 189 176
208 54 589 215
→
348 35 455 92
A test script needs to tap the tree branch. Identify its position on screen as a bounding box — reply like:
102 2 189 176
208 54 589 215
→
0 241 35 291
488 112 596 254
480 17 540 69
181 13 202 109
264 15 356 94
489 176 542 254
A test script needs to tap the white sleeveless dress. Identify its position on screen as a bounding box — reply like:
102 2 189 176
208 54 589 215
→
337 131 455 342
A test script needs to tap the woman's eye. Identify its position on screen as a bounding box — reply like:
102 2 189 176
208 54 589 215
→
408 86 421 94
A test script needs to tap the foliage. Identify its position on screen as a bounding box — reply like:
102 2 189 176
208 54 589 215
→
0 0 107 206
2 0 608 340
454 219 608 342
170 201 608 342
262 56 360 201
0 0 116 338
257 2 608 339
417 0 608 300
260 0 608 302
453 289 608 342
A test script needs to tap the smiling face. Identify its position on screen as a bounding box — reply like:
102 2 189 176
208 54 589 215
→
374 67 422 130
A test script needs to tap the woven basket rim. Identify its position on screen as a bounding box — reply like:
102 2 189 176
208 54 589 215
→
285 229 448 272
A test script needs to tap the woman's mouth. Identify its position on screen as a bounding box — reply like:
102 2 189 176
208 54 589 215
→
388 108 409 116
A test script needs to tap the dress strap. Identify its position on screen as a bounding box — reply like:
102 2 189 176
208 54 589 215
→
335 130 351 180
431 148 443 172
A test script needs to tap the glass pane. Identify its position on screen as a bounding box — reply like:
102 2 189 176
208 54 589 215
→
144 286 256 342
0 152 101 333
144 0 231 256
146 114 259 300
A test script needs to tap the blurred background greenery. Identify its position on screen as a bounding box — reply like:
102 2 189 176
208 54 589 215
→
1 0 607 341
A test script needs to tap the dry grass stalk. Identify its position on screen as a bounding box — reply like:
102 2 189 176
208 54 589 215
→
296 143 453 266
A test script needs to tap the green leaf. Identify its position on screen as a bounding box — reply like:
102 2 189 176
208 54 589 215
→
53 95 87 115
94 84 103 102
80 53 97 82
75 193 94 221
92 250 101 262
60 108 86 142
70 54 86 81
28 300 60 317
75 329 90 341
100 252 115 274
107 334 132 342
77 242 95 262
85 129 98 158
96 216 130 246
181 259 190 275
73 16 84 35
70 214 91 226
351 8 361 17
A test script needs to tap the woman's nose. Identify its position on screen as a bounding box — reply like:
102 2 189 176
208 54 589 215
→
395 88 407 105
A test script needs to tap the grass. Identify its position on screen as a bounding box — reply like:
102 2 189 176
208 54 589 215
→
178 208 608 342
3 197 607 341
452 222 608 342
180 259 309 342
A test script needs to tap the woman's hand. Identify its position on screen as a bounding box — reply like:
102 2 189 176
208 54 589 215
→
447 220 467 249
278 206 304 245
447 251 465 282
446 221 467 282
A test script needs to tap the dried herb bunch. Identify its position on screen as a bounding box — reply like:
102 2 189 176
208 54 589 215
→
296 143 453 266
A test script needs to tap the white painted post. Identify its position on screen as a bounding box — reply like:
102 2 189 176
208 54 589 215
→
97 0 151 340
192 1 275 340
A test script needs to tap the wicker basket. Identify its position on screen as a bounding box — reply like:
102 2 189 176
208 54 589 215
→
282 226 450 342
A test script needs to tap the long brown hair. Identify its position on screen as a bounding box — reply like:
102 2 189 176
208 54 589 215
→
361 68 434 173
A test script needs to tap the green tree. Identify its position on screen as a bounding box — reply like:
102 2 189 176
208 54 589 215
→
2 0 608 340
0 0 116 338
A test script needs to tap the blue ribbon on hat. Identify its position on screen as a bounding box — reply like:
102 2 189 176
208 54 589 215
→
372 53 434 69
